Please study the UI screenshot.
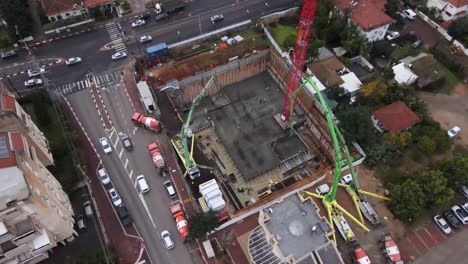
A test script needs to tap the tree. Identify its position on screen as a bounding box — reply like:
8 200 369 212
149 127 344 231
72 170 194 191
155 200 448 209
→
385 131 412 152
327 85 350 105
307 38 324 60
438 154 468 190
341 24 368 55
448 16 468 40
336 106 376 146
417 135 436 154
0 0 33 40
385 0 399 19
384 83 406 104
417 170 454 207
187 212 220 240
389 179 426 222
358 79 388 105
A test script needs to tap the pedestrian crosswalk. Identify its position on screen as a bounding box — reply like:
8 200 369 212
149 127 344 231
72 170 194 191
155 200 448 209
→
106 23 127 54
55 71 121 95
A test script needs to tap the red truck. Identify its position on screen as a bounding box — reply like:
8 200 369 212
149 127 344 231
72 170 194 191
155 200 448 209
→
131 112 161 133
147 142 166 169
169 203 189 241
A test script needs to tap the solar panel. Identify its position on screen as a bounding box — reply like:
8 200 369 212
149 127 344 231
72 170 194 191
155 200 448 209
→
0 136 9 158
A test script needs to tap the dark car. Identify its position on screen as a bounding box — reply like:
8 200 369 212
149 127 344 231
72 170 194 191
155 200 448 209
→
140 13 151 20
1 50 17 59
444 210 461 229
116 205 133 227
155 13 168 21
119 132 133 151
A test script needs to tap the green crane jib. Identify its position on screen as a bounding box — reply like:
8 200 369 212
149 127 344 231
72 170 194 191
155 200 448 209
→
182 76 216 179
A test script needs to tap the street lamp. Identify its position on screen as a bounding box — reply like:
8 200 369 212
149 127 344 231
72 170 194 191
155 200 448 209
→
177 30 181 41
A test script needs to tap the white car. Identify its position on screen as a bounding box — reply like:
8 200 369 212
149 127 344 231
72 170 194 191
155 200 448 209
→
24 78 43 87
401 9 417 20
433 215 452 235
447 126 461 138
27 69 40 78
135 175 149 194
65 57 82 65
340 174 353 185
97 168 111 185
210 14 224 23
132 19 145 28
161 230 174 249
109 188 122 207
99 137 112 154
386 32 400 41
315 184 330 195
164 180 176 197
139 35 152 43
111 51 127 60
451 205 468 224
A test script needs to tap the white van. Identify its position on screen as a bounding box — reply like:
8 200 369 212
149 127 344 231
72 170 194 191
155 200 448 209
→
401 9 417 20
136 175 150 194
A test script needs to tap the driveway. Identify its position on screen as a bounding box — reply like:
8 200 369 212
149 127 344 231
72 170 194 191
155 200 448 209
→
413 228 468 264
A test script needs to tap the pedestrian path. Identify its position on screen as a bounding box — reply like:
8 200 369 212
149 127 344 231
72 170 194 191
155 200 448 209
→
106 23 127 54
55 71 121 95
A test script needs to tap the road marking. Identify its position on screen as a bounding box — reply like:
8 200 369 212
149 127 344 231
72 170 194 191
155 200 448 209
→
129 170 133 178
138 193 157 229
132 127 138 135
124 159 129 168
119 148 124 158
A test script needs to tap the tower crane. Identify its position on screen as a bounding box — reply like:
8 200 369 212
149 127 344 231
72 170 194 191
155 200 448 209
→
171 76 216 179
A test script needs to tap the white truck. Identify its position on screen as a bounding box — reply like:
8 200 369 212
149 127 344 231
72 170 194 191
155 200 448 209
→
136 81 160 116
199 179 226 212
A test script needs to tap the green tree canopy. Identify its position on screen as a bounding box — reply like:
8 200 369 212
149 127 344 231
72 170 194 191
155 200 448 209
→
341 24 368 55
438 154 468 190
448 16 468 40
0 0 33 40
385 131 412 152
187 212 220 240
336 106 376 146
417 135 436 154
385 0 399 19
389 179 426 222
418 170 454 207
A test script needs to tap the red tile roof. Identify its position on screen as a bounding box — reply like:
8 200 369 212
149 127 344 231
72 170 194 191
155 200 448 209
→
3 95 16 112
40 0 83 17
0 132 18 168
448 0 468 8
373 101 420 132
83 0 112 8
335 0 395 31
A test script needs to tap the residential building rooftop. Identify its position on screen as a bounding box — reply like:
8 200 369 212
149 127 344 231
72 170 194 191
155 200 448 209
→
400 53 445 88
392 62 418 85
373 101 421 132
40 0 83 17
335 0 394 31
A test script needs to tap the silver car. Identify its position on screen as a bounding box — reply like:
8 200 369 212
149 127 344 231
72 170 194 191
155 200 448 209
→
24 78 43 87
109 188 122 207
111 51 127 60
161 230 174 249
433 215 452 235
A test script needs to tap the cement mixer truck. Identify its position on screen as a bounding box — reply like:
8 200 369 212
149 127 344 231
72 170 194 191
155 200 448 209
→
169 203 189 241
131 112 161 133
147 142 166 169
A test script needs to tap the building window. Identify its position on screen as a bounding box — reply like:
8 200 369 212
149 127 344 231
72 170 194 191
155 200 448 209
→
445 11 452 17
29 146 34 161
65 13 70 17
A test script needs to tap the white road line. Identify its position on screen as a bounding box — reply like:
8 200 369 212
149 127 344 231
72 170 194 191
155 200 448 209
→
112 136 119 148
85 80 90 88
132 127 138 135
124 159 129 168
105 74 110 82
129 170 133 178
119 148 124 158
138 193 157 229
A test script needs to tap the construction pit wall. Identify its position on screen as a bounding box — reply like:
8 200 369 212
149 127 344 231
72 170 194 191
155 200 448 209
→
156 48 335 215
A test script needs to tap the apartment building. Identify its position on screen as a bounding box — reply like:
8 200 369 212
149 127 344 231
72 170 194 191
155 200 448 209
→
0 83 75 264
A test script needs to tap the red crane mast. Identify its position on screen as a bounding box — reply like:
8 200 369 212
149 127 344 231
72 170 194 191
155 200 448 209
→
281 0 318 122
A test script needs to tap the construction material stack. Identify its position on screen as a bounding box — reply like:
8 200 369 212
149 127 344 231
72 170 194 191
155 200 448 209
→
131 112 161 133
169 203 189 241
147 142 166 169
144 43 170 67
199 179 226 212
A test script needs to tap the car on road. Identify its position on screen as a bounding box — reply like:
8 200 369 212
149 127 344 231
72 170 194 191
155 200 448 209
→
316 184 330 195
451 205 468 224
340 174 353 185
111 51 127 61
131 19 145 28
139 35 152 44
412 39 423 48
211 14 224 23
161 230 174 249
109 188 122 207
83 201 93 217
97 167 111 185
136 175 150 194
116 205 133 227
386 32 400 41
447 126 461 138
443 210 461 229
76 215 86 231
433 215 452 235
164 180 176 197
65 57 82 65
99 137 112 154
119 132 133 151
155 13 168 21
27 69 41 78
24 78 43 88
1 50 17 59
401 9 417 20
140 13 151 20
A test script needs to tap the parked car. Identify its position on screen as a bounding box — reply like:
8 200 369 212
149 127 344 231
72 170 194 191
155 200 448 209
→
161 230 174 249
443 210 461 229
111 51 127 60
136 175 149 194
132 19 145 28
1 50 17 59
412 39 423 48
109 188 123 207
140 13 151 20
83 201 93 217
116 205 133 226
433 215 452 235
99 137 112 154
65 57 82 65
97 167 111 185
155 13 168 21
139 35 152 43
452 205 468 224
27 69 40 78
24 78 43 88
119 132 133 151
460 203 468 213
461 186 468 199
210 14 224 23
386 32 400 41
447 126 461 138
401 9 417 20
76 215 86 231
164 180 176 197
315 184 330 195
340 174 353 185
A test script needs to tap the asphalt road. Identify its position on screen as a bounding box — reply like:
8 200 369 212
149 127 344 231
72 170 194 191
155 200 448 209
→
414 229 468 264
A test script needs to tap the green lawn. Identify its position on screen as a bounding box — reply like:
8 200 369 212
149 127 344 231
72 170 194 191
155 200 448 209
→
391 43 420 61
271 24 296 49
437 65 459 94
